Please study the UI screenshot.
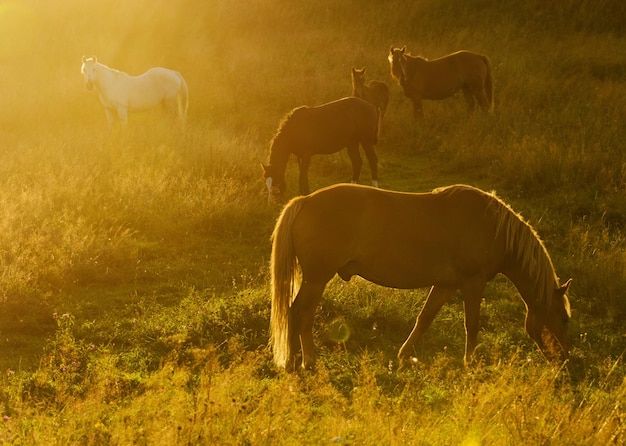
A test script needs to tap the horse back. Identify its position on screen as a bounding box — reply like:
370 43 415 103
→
292 184 505 288
409 51 490 99
288 97 378 154
124 67 185 108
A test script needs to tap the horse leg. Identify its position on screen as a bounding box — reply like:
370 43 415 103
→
398 285 455 364
361 143 379 188
411 97 424 120
298 156 311 195
116 106 129 127
474 87 490 113
524 309 548 357
105 108 117 127
346 144 363 184
461 281 487 365
377 107 384 139
462 87 476 114
163 98 177 120
290 280 326 370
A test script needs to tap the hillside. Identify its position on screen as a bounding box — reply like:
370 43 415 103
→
1 1 625 444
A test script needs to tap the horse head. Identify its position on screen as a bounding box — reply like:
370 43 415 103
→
388 46 408 85
81 56 98 91
262 163 286 202
351 67 366 96
525 279 572 362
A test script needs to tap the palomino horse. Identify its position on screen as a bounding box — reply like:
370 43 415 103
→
270 183 571 371
351 67 389 136
388 46 494 119
262 97 379 199
81 56 188 128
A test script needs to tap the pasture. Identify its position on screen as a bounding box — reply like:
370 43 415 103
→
1 0 625 444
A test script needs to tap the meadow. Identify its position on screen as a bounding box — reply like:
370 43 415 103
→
1 0 625 444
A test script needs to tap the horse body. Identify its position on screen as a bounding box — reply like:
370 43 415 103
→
270 184 571 371
351 67 389 136
388 46 494 119
81 56 188 128
262 97 379 198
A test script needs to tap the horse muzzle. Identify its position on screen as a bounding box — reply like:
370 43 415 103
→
85 81 94 91
266 177 273 204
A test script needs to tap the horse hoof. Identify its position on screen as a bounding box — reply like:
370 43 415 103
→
397 356 418 372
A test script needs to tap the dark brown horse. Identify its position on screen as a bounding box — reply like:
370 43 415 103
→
270 183 571 371
388 46 494 119
351 67 389 136
262 97 379 199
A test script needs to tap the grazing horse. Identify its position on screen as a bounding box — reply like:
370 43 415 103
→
351 67 389 136
262 97 379 199
80 56 188 128
388 46 494 119
270 183 571 371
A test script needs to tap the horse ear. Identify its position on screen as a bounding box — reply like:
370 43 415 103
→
82 55 86 63
400 46 406 54
557 278 572 295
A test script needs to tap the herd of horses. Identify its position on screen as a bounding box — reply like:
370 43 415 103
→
81 47 571 372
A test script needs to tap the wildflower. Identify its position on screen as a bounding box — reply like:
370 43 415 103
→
7 370 15 377
2 415 10 422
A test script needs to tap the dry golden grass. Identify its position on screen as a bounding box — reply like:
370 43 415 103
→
1 0 626 444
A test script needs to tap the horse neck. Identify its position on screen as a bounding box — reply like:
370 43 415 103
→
93 63 112 90
268 136 290 173
94 63 124 91
403 55 424 79
500 239 557 311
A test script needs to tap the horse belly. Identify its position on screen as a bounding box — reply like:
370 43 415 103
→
127 85 167 110
127 72 178 110
296 129 355 156
351 238 463 289
421 75 463 100
351 259 458 289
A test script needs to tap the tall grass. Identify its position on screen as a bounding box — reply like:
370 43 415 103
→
1 0 626 444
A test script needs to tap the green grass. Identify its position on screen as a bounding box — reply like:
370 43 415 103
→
1 0 626 444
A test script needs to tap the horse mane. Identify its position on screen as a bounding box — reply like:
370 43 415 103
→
488 191 559 306
86 58 124 76
405 52 429 62
270 105 309 164
270 106 307 149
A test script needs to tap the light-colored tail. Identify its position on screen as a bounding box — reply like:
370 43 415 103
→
270 196 306 368
177 73 189 129
483 55 495 113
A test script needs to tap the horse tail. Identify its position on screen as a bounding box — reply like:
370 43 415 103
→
177 73 189 129
270 196 306 369
482 55 495 113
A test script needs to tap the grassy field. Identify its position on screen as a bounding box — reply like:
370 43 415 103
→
1 0 626 444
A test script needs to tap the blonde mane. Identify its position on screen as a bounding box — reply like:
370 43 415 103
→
488 191 559 305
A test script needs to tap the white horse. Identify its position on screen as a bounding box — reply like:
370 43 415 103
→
81 56 188 128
